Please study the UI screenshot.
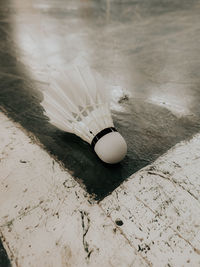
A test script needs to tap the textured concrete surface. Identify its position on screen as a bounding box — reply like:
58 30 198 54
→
101 136 200 266
0 112 148 267
1 0 200 266
1 111 200 266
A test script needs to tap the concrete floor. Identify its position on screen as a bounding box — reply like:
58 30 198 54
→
1 106 200 267
1 0 200 199
0 0 200 266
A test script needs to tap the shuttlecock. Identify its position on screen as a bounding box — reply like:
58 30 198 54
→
41 66 127 164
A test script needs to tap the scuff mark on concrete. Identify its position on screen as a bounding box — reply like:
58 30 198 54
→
80 211 93 260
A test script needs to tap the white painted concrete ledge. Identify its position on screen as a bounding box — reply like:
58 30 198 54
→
0 111 200 267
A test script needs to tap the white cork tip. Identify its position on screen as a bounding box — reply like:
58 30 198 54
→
94 132 127 164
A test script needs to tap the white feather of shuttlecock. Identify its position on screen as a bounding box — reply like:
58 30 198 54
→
41 66 114 144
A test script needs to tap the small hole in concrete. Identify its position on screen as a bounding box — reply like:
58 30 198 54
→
115 219 124 226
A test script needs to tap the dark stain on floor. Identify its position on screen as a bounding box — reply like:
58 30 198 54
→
0 240 10 267
0 0 200 203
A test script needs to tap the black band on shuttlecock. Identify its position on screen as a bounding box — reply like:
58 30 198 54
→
91 127 117 149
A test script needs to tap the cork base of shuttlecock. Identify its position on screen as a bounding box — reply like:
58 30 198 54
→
94 132 127 164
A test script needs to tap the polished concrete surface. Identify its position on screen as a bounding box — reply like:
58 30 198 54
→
0 1 200 266
0 0 200 201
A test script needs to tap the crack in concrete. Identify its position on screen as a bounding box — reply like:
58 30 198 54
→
79 210 93 261
134 195 200 256
98 204 152 266
148 171 199 203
